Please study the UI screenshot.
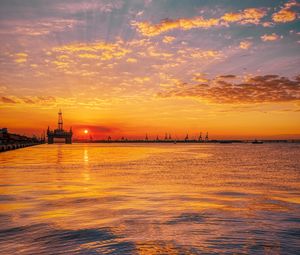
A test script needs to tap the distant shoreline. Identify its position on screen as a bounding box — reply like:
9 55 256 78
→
73 139 300 144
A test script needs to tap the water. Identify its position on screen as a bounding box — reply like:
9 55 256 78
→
0 143 299 254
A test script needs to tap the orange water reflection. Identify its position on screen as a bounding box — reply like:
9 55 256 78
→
0 143 299 254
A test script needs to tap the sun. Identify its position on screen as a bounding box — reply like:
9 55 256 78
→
84 129 88 134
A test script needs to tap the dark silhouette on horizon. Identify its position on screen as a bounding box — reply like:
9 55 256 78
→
47 110 73 144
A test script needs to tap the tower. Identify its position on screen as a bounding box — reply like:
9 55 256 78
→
58 109 63 131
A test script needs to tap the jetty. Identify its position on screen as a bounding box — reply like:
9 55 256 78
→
0 128 44 152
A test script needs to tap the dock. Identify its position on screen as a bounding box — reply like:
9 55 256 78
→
0 128 44 153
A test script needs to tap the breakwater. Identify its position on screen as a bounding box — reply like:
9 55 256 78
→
0 142 41 152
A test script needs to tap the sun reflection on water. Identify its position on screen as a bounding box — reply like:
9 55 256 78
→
0 143 299 254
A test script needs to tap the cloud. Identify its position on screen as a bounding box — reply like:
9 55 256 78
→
239 41 252 49
157 74 300 104
132 8 266 36
0 19 83 36
0 96 56 105
272 0 298 23
0 86 7 93
0 96 18 104
261 33 281 41
163 36 176 44
284 0 298 8
73 125 119 133
14 58 27 63
272 9 297 23
14 52 28 63
173 48 223 61
15 53 28 58
56 0 123 14
132 17 219 36
77 53 99 59
133 77 150 83
221 8 267 25
49 40 132 73
192 73 209 83
145 46 174 58
52 60 70 69
126 58 137 63
52 41 130 61
190 50 221 59
218 75 236 79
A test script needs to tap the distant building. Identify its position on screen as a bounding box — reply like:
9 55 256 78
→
0 128 8 134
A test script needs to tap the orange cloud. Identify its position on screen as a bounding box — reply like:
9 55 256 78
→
272 9 297 23
158 74 300 104
133 8 266 36
239 41 252 49
0 96 56 105
77 53 99 59
192 74 209 83
0 96 18 104
52 60 70 69
133 77 150 83
132 17 219 36
222 8 266 25
162 36 176 43
261 33 281 41
218 75 236 79
14 52 28 63
126 58 137 63
49 40 131 73
52 41 130 60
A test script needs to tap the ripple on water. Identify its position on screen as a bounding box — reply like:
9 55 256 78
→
0 143 299 254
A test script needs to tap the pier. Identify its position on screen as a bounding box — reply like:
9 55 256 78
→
0 128 43 152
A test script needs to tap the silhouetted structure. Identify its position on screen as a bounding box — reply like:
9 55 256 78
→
205 132 209 141
0 128 43 152
47 110 72 144
198 132 202 142
185 133 189 142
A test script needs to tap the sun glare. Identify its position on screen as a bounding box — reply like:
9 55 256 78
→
84 129 88 134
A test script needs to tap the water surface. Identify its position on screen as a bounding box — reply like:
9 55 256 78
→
0 143 300 254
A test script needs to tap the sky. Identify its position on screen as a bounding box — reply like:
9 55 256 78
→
0 0 300 139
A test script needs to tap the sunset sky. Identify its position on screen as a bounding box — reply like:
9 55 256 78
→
0 0 299 139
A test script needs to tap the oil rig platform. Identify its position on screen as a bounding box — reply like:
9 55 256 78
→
47 110 72 144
